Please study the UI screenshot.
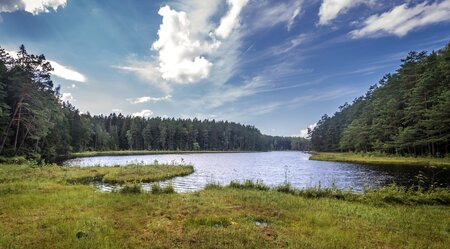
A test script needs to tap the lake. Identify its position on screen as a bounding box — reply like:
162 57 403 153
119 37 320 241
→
63 151 450 192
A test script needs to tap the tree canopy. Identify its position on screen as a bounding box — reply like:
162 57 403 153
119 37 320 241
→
0 45 309 161
310 43 450 156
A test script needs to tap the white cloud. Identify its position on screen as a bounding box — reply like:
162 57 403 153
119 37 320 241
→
114 60 171 94
350 1 450 38
192 76 267 108
151 5 220 83
60 92 73 102
319 0 371 25
127 95 172 104
299 123 317 138
248 0 303 31
132 109 153 118
214 0 249 39
0 0 66 15
48 60 86 82
112 109 122 113
5 50 86 83
287 7 301 31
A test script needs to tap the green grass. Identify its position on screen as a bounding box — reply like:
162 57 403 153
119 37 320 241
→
0 164 449 248
309 152 450 168
0 163 194 185
70 150 255 158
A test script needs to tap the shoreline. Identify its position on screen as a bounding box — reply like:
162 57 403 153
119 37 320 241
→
68 150 265 159
309 152 450 168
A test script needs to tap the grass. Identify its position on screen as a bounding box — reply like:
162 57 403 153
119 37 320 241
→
0 164 449 248
0 163 194 185
70 150 254 158
309 152 450 168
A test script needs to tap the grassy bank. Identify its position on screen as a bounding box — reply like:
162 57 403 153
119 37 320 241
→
0 163 194 185
309 152 450 168
70 150 255 158
1 164 450 248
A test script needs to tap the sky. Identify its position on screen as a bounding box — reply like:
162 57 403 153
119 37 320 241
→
0 0 449 137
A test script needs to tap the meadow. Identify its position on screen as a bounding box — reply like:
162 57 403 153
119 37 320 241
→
0 163 449 248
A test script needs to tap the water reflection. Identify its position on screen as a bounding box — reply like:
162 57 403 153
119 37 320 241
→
64 152 450 193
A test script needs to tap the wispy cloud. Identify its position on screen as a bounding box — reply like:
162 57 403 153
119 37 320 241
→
0 0 67 15
230 87 359 118
214 0 249 39
48 60 86 83
127 95 172 104
350 1 450 38
5 50 86 83
247 0 303 32
318 0 373 25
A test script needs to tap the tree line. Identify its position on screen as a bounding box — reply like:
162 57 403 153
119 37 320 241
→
0 45 309 161
310 43 450 156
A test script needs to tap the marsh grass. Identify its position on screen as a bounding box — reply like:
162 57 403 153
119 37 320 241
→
310 152 450 168
0 163 194 185
119 183 143 194
150 182 175 194
229 179 270 191
221 180 450 205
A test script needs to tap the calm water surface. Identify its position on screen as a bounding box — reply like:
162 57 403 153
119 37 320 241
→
64 152 450 192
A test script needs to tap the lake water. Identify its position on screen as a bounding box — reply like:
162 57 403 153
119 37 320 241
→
63 151 450 193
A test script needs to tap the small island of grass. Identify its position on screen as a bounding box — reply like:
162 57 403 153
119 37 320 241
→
0 163 194 185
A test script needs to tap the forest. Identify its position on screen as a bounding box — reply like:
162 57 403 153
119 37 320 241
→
0 45 309 161
310 43 450 156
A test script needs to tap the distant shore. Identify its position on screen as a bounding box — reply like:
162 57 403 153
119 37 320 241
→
309 152 450 168
69 150 262 158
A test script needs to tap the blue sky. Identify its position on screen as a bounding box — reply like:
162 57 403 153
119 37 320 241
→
0 0 449 136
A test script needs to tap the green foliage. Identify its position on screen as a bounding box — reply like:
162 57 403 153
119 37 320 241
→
311 44 450 156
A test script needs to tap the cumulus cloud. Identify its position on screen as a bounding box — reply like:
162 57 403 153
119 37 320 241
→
127 95 172 104
48 60 86 82
0 0 67 15
318 0 371 25
214 0 249 39
132 109 153 118
60 92 73 102
350 1 450 38
299 123 317 138
151 5 220 83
